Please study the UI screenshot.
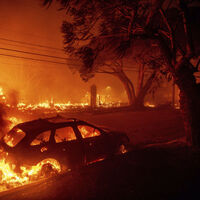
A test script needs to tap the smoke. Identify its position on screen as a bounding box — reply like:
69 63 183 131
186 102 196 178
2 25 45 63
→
0 103 8 139
7 89 19 108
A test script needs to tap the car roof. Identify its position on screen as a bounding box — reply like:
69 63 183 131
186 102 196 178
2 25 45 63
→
16 115 80 133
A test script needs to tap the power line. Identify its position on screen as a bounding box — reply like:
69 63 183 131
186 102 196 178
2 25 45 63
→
0 38 156 73
0 47 72 61
0 52 149 72
0 37 63 52
0 53 74 66
0 40 63 55
0 53 143 73
0 45 148 72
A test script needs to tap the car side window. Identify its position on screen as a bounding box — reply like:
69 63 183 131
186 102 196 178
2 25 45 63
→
54 126 76 143
4 128 26 147
30 130 51 146
77 125 101 138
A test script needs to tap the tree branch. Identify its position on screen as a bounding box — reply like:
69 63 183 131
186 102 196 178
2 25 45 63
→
195 58 200 71
179 0 194 59
117 8 131 19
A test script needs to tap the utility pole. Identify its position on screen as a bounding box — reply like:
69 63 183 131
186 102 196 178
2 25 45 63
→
90 84 97 109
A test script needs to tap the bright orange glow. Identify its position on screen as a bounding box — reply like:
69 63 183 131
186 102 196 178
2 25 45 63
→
78 125 101 138
0 154 61 192
8 117 23 129
119 144 127 154
144 102 156 108
0 85 124 115
17 101 89 112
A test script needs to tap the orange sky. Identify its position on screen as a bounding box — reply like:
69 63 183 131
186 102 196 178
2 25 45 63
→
0 0 130 104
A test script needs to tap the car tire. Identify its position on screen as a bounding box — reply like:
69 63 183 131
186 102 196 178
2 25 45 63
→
40 163 58 177
37 158 61 178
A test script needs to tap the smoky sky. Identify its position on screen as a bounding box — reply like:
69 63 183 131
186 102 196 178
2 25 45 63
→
0 0 130 103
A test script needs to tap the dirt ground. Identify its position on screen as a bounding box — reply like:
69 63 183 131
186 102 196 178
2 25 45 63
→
61 108 185 146
1 109 200 200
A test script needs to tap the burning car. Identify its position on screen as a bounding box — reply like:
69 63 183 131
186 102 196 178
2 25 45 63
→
0 115 129 175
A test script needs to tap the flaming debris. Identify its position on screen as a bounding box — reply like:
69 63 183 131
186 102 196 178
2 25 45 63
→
8 117 23 130
144 102 156 108
0 85 126 113
0 154 61 192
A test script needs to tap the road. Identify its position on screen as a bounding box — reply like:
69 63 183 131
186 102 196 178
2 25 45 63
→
1 109 198 200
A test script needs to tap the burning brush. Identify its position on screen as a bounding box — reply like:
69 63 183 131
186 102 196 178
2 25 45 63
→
0 147 61 192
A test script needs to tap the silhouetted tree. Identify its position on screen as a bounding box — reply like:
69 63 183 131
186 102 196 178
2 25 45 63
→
77 52 165 107
43 0 200 147
44 0 167 107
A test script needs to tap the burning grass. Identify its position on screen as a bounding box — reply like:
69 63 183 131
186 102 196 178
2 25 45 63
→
0 153 61 192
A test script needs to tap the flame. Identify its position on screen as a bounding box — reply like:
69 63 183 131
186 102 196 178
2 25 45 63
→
0 154 61 192
17 101 89 112
78 125 100 138
144 102 156 108
0 85 125 192
8 117 23 130
0 87 6 104
0 85 124 114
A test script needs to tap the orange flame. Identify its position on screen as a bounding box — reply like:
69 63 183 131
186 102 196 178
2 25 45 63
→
8 117 23 130
0 154 61 192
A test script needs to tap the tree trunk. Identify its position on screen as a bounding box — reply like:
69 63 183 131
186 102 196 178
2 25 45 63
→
115 71 136 106
135 70 157 109
174 59 200 147
137 63 145 96
157 32 200 147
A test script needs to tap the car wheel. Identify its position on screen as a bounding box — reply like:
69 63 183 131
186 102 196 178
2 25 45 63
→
37 158 61 178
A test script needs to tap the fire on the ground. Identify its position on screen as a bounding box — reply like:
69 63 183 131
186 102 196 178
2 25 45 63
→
0 116 129 192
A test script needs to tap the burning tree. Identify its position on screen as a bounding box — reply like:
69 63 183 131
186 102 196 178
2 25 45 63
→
43 0 200 147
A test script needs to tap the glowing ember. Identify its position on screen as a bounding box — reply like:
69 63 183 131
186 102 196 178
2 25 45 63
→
144 102 156 108
17 101 89 112
0 88 3 96
0 87 6 104
78 125 101 138
8 117 23 130
0 85 124 114
0 155 61 192
119 144 127 154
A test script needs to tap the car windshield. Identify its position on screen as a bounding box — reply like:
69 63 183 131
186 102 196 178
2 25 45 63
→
3 127 26 147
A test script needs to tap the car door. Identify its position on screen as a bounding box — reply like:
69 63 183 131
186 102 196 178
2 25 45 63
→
25 129 52 165
51 125 84 169
77 124 108 164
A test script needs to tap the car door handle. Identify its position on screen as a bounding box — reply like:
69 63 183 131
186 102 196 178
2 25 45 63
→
62 148 66 151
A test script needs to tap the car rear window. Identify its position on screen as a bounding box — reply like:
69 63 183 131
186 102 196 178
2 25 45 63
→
54 126 76 143
3 127 26 147
78 125 101 138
